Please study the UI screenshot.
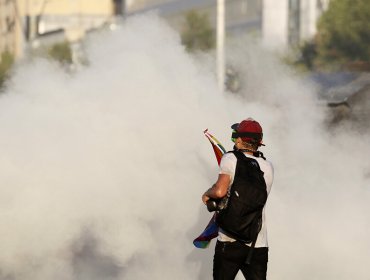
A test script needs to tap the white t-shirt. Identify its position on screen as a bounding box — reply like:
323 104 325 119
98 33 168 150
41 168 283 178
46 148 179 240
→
218 151 274 247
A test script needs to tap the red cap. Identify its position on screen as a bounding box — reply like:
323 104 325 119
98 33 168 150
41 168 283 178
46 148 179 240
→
231 118 264 145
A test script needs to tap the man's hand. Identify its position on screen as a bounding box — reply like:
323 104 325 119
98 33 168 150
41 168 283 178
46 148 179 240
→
202 193 210 204
202 174 231 205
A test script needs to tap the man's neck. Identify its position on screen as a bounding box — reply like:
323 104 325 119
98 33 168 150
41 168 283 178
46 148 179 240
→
238 148 257 155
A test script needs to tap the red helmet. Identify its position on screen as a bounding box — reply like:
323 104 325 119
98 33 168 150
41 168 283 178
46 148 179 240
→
231 118 264 146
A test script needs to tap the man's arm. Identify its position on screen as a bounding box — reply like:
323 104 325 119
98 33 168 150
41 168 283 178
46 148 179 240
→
202 174 231 204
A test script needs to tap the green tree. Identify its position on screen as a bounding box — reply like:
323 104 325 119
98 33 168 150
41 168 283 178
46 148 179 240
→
0 51 14 89
181 10 215 52
316 0 370 68
47 41 73 65
299 41 318 70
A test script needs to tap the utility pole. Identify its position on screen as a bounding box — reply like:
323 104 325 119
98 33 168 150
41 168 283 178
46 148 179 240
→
113 0 126 17
217 0 225 92
25 0 30 41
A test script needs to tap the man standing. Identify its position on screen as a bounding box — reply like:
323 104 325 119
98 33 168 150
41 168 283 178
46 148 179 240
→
202 118 274 280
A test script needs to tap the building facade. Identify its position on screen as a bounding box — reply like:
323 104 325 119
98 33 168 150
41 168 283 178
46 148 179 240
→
262 0 330 50
0 0 17 60
128 0 330 51
127 0 262 37
1 0 122 60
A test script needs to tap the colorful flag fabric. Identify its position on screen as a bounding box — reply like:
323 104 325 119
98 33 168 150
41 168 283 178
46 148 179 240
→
193 129 226 249
193 213 218 248
203 129 226 165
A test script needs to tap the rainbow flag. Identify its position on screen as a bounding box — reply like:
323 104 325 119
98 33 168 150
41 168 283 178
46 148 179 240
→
203 129 226 165
193 213 219 248
193 130 226 249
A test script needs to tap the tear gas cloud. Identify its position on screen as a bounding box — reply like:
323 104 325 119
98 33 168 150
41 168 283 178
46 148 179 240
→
0 14 369 280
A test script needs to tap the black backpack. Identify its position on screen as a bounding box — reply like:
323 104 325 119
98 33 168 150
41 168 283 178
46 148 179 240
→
216 150 268 244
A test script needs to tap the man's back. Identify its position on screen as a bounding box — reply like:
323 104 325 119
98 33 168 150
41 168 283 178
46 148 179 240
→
218 151 274 247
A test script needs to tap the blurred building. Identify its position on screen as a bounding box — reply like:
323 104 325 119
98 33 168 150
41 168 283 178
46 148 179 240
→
128 0 171 11
2 0 124 60
262 0 330 50
0 0 17 60
127 0 332 51
127 0 262 36
1 0 334 62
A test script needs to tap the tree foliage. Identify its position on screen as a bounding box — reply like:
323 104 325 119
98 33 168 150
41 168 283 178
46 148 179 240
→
181 10 215 52
315 0 370 68
48 41 73 65
0 51 14 90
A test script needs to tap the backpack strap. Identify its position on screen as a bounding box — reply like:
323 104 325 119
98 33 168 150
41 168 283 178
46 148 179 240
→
229 150 263 172
232 145 267 160
245 209 263 265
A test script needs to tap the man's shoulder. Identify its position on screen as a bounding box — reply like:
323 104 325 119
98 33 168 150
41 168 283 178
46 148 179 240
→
223 151 273 170
257 158 274 177
222 151 237 160
220 152 237 167
262 158 273 168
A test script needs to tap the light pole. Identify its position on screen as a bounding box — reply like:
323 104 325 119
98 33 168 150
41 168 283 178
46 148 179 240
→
217 0 225 92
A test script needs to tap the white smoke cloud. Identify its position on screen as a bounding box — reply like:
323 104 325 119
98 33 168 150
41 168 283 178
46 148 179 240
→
0 13 369 280
225 37 370 280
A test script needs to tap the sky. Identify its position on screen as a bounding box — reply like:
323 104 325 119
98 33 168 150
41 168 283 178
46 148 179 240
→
0 13 369 280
